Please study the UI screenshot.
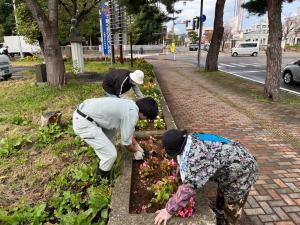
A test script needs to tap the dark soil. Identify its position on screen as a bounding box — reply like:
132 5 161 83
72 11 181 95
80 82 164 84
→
129 137 172 214
66 72 104 82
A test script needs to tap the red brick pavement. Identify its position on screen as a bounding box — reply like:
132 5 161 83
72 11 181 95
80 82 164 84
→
150 59 300 225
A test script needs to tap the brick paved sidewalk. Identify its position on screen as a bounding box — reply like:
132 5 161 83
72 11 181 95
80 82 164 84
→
150 59 300 225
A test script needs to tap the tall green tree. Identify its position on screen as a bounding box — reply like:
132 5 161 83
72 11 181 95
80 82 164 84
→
187 30 199 43
242 0 295 101
120 0 181 44
130 6 170 44
0 0 15 40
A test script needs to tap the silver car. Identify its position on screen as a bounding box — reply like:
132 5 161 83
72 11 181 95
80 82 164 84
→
282 59 300 85
0 54 12 80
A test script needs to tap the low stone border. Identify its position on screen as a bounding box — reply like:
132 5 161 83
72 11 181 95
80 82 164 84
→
108 70 216 225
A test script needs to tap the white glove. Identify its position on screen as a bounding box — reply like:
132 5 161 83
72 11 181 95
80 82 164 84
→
134 150 144 160
136 144 144 154
134 144 144 160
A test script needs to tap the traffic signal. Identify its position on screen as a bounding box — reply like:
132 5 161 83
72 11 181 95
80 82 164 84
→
185 20 189 27
196 17 200 29
192 19 196 30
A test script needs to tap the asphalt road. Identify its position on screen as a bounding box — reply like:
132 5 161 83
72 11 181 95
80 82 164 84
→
145 48 300 95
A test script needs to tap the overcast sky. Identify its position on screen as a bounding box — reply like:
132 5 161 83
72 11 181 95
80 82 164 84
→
166 0 300 34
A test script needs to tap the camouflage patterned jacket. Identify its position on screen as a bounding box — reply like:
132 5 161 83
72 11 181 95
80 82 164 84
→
166 133 258 215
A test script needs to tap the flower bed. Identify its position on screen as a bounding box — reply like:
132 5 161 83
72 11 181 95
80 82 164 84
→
130 137 177 214
108 134 216 225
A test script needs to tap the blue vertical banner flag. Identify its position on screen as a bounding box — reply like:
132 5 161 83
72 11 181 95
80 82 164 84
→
100 1 111 56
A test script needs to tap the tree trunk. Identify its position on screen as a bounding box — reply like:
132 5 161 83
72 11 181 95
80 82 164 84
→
205 0 226 71
43 30 65 86
25 0 65 87
265 0 282 101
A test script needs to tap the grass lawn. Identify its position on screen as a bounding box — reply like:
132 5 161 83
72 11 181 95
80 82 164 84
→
0 59 142 224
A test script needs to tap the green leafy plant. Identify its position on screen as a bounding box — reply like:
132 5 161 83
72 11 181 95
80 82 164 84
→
136 119 149 130
0 135 32 157
0 203 48 225
148 176 178 205
35 123 64 146
9 114 30 125
154 116 165 130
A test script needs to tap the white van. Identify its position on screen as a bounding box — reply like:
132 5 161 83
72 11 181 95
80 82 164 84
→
231 42 259 57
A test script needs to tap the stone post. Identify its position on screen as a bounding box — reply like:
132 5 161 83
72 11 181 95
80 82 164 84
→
69 18 85 73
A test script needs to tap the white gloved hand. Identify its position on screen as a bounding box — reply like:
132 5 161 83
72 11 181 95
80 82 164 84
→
134 150 144 160
136 144 144 154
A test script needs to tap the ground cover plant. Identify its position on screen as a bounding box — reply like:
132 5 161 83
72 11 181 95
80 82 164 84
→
130 137 195 217
0 58 158 224
135 59 166 131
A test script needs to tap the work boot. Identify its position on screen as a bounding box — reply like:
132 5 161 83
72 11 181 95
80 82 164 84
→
96 167 111 182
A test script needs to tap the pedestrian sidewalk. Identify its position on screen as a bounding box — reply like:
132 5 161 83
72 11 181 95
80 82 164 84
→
149 59 300 225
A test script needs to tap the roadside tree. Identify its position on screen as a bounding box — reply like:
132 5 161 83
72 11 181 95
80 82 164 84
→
0 0 15 41
188 31 199 43
242 0 295 101
24 0 65 87
205 0 226 71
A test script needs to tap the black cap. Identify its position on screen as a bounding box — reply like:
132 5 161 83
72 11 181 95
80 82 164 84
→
136 97 158 120
162 129 188 157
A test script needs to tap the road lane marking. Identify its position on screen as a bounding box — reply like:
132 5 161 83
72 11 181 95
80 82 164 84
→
238 70 266 73
219 68 300 97
230 63 246 67
219 63 235 68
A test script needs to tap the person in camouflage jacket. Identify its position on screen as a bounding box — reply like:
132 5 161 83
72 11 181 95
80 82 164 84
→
154 129 259 225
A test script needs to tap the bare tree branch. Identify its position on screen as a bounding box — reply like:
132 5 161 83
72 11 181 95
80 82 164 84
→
24 0 50 33
59 0 72 17
77 0 100 23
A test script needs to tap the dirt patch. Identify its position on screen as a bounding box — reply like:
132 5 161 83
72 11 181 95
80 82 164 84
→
0 141 88 209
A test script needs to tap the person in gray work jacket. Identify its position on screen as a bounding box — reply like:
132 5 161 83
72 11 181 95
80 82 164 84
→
102 69 144 98
155 129 258 225
72 97 158 179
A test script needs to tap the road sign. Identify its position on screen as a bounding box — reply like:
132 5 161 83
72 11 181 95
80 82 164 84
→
200 15 206 22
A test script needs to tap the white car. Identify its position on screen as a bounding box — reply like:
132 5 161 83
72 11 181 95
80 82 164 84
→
231 42 259 57
0 54 12 80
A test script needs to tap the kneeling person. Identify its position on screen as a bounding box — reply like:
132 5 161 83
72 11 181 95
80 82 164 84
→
73 97 158 179
155 129 259 225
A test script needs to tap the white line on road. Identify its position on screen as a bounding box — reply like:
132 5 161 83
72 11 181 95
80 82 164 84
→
238 70 265 73
219 69 300 97
219 63 235 68
230 63 246 67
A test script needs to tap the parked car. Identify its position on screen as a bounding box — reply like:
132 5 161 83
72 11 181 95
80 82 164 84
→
0 54 12 80
231 42 259 57
189 43 199 51
282 59 300 85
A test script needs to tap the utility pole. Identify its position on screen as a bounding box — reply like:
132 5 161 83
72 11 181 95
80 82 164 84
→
12 0 23 58
197 0 204 69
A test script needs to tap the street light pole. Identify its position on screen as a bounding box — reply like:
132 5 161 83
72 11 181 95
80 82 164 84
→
197 0 203 69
